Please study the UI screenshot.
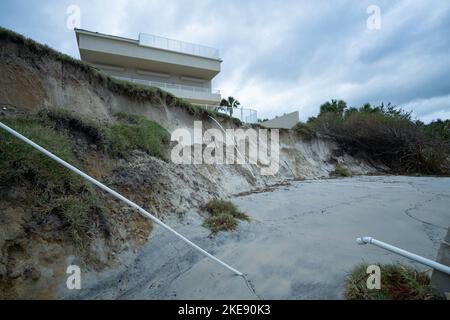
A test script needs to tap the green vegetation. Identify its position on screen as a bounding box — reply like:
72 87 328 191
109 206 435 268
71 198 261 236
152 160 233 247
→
418 119 450 143
0 109 169 251
346 263 444 300
0 117 100 251
108 112 170 159
0 117 85 188
293 122 316 141
43 108 170 160
304 100 450 175
219 96 241 117
56 196 97 250
44 108 108 146
203 199 250 234
330 164 351 177
204 214 239 234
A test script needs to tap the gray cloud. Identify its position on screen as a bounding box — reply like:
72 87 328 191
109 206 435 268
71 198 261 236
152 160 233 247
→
0 0 449 122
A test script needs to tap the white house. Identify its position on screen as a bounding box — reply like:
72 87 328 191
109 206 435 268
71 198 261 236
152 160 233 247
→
75 29 222 107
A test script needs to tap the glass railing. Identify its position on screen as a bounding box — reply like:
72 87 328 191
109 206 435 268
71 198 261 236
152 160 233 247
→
114 76 220 95
139 33 220 60
217 107 258 124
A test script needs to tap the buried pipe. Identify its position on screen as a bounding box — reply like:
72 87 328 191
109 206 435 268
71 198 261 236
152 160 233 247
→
356 236 450 275
0 121 243 277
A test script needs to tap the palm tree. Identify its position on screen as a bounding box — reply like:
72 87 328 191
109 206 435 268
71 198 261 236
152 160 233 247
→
219 96 240 117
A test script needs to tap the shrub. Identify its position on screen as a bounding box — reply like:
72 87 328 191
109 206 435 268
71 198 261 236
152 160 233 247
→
293 122 316 141
204 213 239 234
204 199 249 221
309 101 450 175
203 199 249 234
331 164 351 177
345 263 445 300
421 119 450 143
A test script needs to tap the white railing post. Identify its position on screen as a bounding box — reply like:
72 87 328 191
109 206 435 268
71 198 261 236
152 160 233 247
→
357 236 450 275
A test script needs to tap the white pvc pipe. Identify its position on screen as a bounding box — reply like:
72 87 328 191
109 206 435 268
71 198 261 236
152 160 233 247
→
357 236 450 275
0 121 243 276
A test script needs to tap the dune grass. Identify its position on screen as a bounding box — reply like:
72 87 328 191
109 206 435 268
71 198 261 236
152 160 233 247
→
0 117 85 187
345 263 445 300
107 112 170 159
0 117 99 250
42 108 170 160
203 199 249 234
330 164 351 177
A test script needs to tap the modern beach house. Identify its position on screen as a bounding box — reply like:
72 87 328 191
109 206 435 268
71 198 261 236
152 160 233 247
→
74 29 222 107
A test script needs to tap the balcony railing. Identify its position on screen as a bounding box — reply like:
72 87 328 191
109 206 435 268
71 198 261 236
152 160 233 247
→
217 106 258 124
139 33 220 60
114 76 220 95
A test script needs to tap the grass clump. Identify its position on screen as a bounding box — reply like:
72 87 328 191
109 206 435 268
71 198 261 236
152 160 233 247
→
204 214 239 234
330 164 351 177
203 199 249 234
43 108 107 146
345 263 445 300
107 113 170 159
56 196 97 250
0 118 85 187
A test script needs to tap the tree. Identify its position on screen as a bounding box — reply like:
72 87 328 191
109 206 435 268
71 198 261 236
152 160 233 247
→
219 96 240 117
319 99 347 118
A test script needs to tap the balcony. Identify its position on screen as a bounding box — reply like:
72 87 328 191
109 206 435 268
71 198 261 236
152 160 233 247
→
114 76 221 105
75 29 221 80
217 107 258 124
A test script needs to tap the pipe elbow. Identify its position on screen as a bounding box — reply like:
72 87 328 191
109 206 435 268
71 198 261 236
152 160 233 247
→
356 236 373 245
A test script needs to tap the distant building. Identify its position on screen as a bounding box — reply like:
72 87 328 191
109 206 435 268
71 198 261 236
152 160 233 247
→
262 111 299 129
74 29 222 107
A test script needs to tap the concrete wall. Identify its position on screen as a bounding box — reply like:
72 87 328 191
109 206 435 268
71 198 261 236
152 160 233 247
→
262 111 299 129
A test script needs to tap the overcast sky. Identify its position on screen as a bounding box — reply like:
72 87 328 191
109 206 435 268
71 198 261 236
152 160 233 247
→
1 0 449 122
